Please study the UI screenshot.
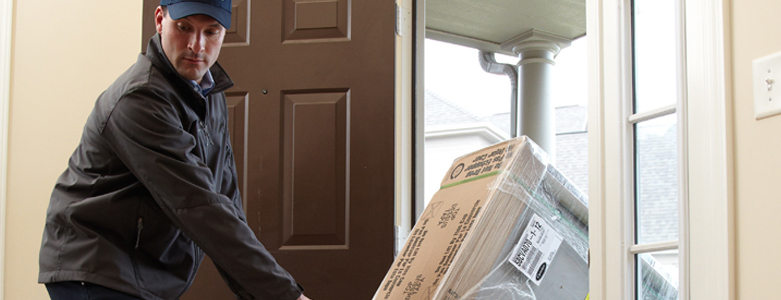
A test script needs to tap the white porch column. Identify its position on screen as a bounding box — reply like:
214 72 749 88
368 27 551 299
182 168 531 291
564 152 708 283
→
505 30 571 160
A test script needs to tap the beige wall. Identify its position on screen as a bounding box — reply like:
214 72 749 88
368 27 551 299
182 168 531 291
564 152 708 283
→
5 0 141 298
731 0 781 298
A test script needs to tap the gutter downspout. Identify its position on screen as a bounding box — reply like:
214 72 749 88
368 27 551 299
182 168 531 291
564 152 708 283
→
478 51 519 137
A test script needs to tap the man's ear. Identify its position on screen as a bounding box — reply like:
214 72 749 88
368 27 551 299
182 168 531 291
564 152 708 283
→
154 6 165 34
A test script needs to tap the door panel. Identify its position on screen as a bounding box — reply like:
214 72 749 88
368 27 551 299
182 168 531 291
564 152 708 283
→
283 0 350 41
226 92 248 209
142 1 396 299
281 90 348 249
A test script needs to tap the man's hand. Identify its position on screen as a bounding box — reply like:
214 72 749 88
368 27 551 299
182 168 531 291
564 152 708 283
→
297 294 312 300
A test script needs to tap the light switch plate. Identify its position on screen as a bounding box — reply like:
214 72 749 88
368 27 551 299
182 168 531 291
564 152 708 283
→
753 51 781 120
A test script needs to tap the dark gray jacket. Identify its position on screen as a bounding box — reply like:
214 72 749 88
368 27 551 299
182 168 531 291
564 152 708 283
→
39 34 303 300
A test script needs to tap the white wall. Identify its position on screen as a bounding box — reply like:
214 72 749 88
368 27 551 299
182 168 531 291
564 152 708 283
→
5 1 141 298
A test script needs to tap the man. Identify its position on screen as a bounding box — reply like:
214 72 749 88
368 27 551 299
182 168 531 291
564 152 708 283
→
38 1 311 299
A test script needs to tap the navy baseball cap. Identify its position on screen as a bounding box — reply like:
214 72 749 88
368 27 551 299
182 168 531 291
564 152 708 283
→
160 0 232 29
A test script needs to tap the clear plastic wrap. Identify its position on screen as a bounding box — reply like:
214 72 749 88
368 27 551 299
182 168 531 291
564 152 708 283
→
374 137 590 300
432 137 589 300
638 254 679 300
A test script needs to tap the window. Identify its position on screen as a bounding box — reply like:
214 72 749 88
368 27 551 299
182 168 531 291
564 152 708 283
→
422 39 513 207
590 0 732 299
630 0 683 298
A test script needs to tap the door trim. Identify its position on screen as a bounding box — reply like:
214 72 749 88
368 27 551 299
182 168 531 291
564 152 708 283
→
395 0 415 252
0 0 12 297
684 0 734 298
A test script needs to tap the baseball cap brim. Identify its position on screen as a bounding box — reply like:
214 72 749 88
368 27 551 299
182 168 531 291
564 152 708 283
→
166 2 231 29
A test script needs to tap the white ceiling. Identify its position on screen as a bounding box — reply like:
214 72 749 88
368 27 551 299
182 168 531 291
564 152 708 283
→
425 0 587 56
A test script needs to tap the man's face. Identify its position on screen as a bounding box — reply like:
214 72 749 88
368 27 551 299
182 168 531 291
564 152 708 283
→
155 7 226 84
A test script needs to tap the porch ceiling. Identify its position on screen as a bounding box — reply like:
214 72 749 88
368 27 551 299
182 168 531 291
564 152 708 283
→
425 0 587 56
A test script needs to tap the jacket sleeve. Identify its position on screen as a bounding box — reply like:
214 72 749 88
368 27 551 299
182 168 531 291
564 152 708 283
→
101 88 303 300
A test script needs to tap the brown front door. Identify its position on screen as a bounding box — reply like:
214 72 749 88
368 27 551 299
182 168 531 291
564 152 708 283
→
142 1 396 299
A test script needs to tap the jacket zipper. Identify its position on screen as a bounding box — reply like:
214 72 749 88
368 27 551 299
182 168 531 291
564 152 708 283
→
199 121 214 147
135 217 144 249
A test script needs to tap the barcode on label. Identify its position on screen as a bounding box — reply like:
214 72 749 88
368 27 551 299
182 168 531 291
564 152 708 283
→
510 238 542 275
521 246 542 274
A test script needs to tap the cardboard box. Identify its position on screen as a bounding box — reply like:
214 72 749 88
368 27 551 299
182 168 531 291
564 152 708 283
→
373 136 590 300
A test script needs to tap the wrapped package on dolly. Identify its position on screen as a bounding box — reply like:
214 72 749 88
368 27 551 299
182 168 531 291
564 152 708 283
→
373 136 590 300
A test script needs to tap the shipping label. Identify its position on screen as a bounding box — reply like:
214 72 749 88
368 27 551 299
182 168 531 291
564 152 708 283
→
509 213 563 286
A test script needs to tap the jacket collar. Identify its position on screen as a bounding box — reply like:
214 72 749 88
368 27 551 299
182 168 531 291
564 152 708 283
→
146 33 234 96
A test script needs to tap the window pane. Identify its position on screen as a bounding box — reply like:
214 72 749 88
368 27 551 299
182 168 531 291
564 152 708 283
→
635 113 678 244
632 0 678 113
423 39 512 206
637 251 679 300
422 38 589 207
